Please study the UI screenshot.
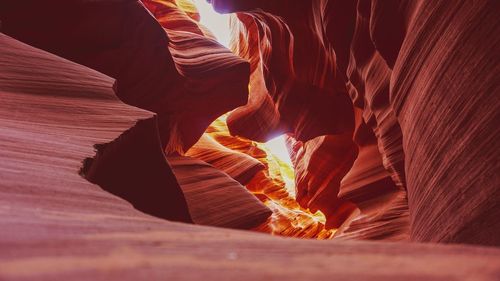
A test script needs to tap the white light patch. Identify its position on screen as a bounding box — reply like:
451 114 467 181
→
191 0 231 47
265 135 293 167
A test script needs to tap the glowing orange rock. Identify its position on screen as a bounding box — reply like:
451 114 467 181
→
186 134 265 185
199 117 336 238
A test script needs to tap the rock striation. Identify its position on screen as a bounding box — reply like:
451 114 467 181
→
0 0 250 154
168 155 272 229
0 0 499 279
1 34 499 280
210 0 500 245
0 32 192 223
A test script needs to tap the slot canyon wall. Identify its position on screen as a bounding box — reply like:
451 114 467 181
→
209 0 500 245
0 0 499 280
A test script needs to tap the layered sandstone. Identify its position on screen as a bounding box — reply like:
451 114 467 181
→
0 0 499 279
0 0 250 154
1 33 499 280
210 0 500 245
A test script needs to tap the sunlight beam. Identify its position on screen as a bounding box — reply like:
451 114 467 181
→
191 0 231 47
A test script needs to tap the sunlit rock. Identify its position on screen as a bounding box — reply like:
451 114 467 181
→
0 0 499 279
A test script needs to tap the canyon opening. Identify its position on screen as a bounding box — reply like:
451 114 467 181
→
189 0 335 238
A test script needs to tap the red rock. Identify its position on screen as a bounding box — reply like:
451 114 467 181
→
221 0 409 239
321 0 500 245
0 33 192 222
0 0 499 279
0 0 250 153
142 0 250 152
226 3 354 142
168 155 271 229
211 0 499 245
334 109 410 240
3 31 499 281
186 134 265 185
390 0 500 245
286 133 358 229
201 118 336 238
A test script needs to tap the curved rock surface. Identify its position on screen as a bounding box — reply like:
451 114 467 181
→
2 31 499 281
217 0 410 239
226 3 354 142
0 35 500 280
324 0 500 245
0 32 192 223
142 0 250 152
0 0 499 279
186 134 265 185
168 155 271 229
210 0 499 245
0 0 250 153
390 0 500 245
202 117 336 238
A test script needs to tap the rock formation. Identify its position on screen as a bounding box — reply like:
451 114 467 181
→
0 0 499 279
0 0 250 154
168 155 271 229
209 0 500 245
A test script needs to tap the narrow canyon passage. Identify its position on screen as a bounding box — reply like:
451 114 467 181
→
0 0 498 280
188 115 335 238
180 1 337 238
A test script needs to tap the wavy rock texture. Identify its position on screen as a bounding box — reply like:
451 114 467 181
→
0 0 499 278
218 0 410 239
0 33 192 223
389 0 500 245
142 0 250 152
211 0 499 245
226 4 354 142
334 109 409 240
202 118 336 239
286 133 358 229
168 155 271 229
0 0 249 153
323 0 500 245
186 134 265 185
0 0 336 237
3 30 500 281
